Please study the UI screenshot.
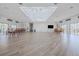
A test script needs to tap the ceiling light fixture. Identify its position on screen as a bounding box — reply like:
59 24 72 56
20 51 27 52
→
78 16 79 18
15 21 19 23
65 19 71 21
54 3 58 5
18 3 23 5
7 19 12 22
59 21 63 23
70 6 74 9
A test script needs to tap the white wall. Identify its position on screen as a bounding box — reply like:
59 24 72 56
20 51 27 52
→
33 22 54 32
0 18 55 32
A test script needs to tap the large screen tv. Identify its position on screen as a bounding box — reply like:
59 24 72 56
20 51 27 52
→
48 25 54 29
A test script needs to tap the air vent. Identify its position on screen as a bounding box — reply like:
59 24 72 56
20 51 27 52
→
65 19 71 21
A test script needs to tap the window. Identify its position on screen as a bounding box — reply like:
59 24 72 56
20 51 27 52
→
0 23 8 33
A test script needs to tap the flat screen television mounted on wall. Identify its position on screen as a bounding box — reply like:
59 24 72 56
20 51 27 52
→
48 25 54 29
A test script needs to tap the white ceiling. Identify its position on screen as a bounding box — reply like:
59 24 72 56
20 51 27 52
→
0 3 79 23
20 7 57 21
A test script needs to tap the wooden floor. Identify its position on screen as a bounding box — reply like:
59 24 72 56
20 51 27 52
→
0 32 79 56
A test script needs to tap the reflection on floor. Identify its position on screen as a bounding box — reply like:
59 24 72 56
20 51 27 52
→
0 32 79 56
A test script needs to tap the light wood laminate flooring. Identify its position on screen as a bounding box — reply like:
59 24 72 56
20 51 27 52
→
0 32 79 56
